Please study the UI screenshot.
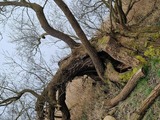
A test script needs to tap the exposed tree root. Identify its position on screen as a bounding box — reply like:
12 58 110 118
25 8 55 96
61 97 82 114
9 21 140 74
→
35 42 141 119
36 54 96 120
131 83 160 120
105 68 145 108
58 85 70 120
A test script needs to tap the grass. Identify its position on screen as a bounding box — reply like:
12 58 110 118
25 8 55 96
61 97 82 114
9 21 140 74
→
114 57 160 120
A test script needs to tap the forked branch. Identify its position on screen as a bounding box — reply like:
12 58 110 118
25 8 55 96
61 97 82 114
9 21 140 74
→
0 1 79 49
102 0 142 27
0 89 39 106
54 0 105 81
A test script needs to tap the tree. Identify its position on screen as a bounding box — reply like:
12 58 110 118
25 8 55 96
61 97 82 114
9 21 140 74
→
0 0 160 120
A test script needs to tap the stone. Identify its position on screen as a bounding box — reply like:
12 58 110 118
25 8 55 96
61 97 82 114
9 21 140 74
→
103 115 116 120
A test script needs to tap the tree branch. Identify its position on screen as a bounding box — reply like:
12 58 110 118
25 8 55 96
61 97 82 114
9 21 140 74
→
0 1 79 49
114 0 127 26
0 89 39 106
105 68 144 108
125 0 141 16
54 0 105 80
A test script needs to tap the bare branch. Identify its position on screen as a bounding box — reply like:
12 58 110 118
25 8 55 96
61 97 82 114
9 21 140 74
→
109 0 114 32
42 0 49 8
0 89 39 106
101 0 110 8
102 0 127 27
114 0 127 26
54 0 105 80
0 1 79 49
125 0 141 16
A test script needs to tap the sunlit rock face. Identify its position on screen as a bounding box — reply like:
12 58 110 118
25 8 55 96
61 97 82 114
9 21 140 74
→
66 76 94 120
43 76 96 120
65 76 107 120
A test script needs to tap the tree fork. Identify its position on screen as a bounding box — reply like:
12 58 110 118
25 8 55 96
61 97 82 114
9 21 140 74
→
54 0 105 81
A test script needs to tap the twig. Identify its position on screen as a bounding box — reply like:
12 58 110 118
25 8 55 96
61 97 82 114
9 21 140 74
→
0 89 39 106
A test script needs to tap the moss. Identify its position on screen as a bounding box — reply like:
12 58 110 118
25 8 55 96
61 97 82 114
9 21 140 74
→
150 58 160 68
144 41 148 47
143 108 154 120
149 58 160 79
135 55 147 65
98 36 109 44
150 32 160 40
120 67 140 82
144 45 160 58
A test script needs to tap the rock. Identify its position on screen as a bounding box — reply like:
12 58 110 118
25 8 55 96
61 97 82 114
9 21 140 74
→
103 115 116 120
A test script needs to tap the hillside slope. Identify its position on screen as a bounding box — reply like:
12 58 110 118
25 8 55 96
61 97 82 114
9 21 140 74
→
64 0 160 119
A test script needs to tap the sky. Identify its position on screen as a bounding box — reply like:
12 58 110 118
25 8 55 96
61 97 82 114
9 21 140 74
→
0 30 16 70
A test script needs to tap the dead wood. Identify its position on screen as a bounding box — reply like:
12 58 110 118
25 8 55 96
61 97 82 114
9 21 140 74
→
131 83 160 120
105 68 145 108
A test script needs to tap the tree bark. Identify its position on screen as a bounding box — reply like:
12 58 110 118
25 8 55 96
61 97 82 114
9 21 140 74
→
58 86 71 120
36 54 96 120
54 0 105 81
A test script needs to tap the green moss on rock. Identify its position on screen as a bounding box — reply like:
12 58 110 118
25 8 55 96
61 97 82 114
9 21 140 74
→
120 67 140 82
98 36 109 45
135 55 147 65
144 45 160 58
